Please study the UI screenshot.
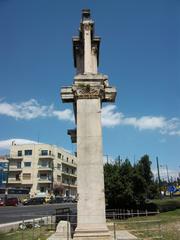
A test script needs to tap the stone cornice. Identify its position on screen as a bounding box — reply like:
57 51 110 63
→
72 84 104 100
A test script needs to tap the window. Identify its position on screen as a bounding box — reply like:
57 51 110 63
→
66 157 69 162
0 189 5 194
40 161 50 168
23 173 31 180
40 186 45 193
40 173 47 177
71 169 74 174
24 150 32 156
57 175 61 182
72 159 74 164
41 150 48 156
57 163 61 170
39 173 49 179
17 162 21 168
24 162 31 167
58 153 61 159
16 173 20 180
18 150 22 156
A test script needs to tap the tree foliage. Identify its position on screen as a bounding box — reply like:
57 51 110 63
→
104 154 158 209
53 183 64 196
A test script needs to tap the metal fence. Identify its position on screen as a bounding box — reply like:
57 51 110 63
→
0 210 179 240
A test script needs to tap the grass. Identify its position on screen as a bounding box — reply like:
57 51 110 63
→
0 226 55 240
108 209 180 240
0 210 179 239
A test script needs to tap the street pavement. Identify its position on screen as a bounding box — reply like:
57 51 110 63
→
0 203 76 224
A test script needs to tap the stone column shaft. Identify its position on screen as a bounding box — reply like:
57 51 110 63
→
84 23 92 73
73 98 111 239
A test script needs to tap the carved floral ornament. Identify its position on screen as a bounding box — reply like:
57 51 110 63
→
72 84 105 99
84 23 91 31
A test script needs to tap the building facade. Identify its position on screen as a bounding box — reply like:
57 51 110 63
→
0 156 8 187
6 143 77 197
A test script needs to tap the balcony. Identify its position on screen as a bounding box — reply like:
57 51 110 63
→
62 171 77 178
9 155 23 160
61 160 77 167
62 183 77 188
39 154 54 160
8 178 21 184
38 166 52 171
38 177 52 183
9 167 22 172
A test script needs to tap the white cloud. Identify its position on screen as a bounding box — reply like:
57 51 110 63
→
53 109 74 121
101 104 180 136
0 138 74 154
124 116 166 130
0 139 39 150
0 99 180 136
101 105 122 127
0 99 73 122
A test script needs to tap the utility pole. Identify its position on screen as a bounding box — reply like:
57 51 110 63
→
156 156 161 198
117 155 121 166
166 165 170 183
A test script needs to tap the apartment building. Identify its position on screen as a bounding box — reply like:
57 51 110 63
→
0 156 8 187
7 143 77 197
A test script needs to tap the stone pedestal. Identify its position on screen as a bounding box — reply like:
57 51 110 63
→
47 221 72 240
73 230 111 240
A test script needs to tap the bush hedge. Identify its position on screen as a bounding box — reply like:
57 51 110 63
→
151 198 180 212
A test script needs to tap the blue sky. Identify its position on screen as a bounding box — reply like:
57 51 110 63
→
0 0 179 179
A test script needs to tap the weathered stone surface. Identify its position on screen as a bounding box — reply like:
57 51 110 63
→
76 99 107 230
47 221 72 240
73 228 112 240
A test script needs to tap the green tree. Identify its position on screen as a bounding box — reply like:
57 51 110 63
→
104 154 159 209
135 154 158 199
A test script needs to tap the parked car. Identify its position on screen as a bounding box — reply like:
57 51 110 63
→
5 197 19 206
45 195 52 203
0 198 4 206
21 197 30 204
49 196 64 204
63 196 76 203
23 197 45 205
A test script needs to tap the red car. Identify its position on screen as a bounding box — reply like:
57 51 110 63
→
0 198 4 206
5 197 19 206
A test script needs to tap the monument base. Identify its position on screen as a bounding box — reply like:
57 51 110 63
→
73 227 112 240
47 221 72 240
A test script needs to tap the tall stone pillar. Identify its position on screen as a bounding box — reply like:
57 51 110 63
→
61 9 116 240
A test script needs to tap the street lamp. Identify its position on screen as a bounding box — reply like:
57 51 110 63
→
160 164 170 183
104 154 109 164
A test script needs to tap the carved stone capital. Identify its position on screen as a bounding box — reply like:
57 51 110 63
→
73 84 104 99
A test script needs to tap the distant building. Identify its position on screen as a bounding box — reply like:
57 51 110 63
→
0 156 8 187
6 143 77 197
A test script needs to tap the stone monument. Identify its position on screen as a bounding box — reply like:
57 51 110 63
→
61 9 116 240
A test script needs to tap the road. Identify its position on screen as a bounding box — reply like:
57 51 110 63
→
0 203 76 224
